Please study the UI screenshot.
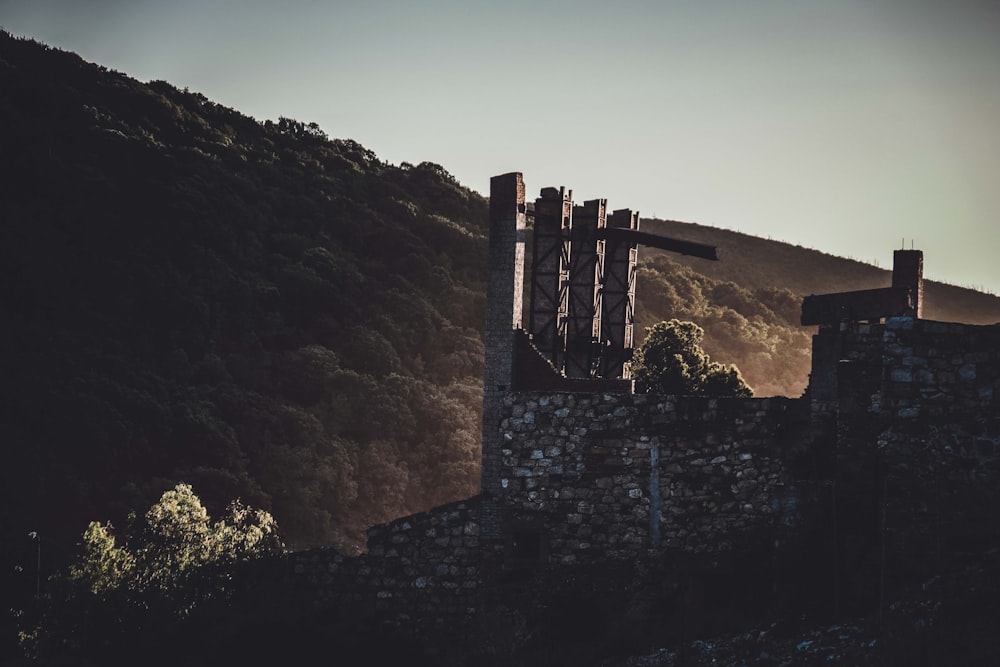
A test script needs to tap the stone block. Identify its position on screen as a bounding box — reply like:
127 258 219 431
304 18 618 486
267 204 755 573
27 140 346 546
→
891 368 913 382
887 316 915 330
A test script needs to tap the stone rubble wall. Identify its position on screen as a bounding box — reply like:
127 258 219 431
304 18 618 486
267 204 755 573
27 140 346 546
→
284 393 801 624
285 499 485 630
874 319 1000 582
498 392 798 561
278 316 1000 658
808 317 1000 598
876 317 1000 419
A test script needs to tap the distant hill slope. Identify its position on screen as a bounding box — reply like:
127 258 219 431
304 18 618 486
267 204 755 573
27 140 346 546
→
643 218 1000 324
2 31 998 570
630 218 1000 397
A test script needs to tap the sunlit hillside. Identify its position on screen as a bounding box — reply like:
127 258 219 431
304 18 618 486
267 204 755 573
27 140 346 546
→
636 218 1000 396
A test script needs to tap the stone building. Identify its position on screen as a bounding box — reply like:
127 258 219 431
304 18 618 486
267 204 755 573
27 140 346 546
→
281 173 1000 663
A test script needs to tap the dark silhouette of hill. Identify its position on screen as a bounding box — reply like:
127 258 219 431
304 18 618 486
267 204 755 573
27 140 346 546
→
2 30 998 590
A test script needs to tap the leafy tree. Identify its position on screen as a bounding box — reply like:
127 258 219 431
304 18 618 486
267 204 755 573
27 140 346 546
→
69 521 134 596
127 483 282 597
631 319 752 397
18 484 283 661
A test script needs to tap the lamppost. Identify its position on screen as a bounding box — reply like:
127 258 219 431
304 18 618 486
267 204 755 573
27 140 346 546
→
28 531 40 599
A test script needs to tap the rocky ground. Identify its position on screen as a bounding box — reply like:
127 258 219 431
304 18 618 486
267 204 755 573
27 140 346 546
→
611 551 1000 666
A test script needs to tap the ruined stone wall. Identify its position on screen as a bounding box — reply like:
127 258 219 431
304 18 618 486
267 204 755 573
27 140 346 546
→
807 317 1000 605
876 317 1000 419
873 319 1000 587
282 394 806 621
275 316 1000 661
498 392 801 562
284 499 486 641
810 317 1000 419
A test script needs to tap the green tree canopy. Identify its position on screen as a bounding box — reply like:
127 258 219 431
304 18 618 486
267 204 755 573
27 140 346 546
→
19 484 283 661
631 319 753 397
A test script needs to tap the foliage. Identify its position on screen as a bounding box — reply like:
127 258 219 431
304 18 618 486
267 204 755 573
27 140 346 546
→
0 31 487 559
635 217 1000 397
634 254 814 397
68 522 134 596
127 483 282 595
632 320 752 397
18 484 282 661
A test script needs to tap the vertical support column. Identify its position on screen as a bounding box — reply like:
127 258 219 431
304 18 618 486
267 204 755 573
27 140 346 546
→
564 199 606 378
529 187 572 369
481 173 526 537
892 249 923 318
649 437 662 548
600 209 640 378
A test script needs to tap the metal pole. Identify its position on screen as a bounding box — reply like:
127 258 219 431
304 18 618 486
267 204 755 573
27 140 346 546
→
28 531 40 599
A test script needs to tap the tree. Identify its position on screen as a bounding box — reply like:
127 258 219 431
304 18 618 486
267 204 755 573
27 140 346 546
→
18 484 283 661
631 319 753 397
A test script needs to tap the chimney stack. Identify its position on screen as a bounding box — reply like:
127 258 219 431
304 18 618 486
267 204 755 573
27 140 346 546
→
892 249 923 318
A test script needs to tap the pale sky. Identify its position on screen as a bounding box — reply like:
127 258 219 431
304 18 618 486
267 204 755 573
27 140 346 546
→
3 0 999 294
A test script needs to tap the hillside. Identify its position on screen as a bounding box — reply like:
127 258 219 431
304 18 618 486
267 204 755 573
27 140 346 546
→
0 32 489 558
2 29 999 576
634 218 1000 396
643 217 1000 324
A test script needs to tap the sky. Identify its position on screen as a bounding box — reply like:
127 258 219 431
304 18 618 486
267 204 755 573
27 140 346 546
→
3 0 999 294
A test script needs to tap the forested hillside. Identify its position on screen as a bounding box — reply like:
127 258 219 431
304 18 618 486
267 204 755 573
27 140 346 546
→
635 220 1000 397
2 30 999 570
0 32 488 556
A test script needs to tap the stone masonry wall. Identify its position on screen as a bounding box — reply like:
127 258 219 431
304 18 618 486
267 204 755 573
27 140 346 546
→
275 317 1000 661
498 392 799 562
810 317 1000 420
810 317 1000 603
876 317 1000 420
286 499 484 632
284 394 804 629
874 319 1000 587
